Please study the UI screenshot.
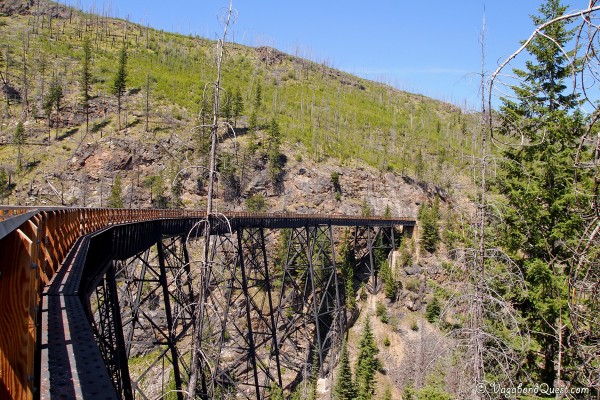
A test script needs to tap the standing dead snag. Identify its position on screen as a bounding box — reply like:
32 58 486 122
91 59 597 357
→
187 2 236 399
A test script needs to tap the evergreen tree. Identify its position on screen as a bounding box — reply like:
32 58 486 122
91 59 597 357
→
425 296 441 323
248 110 258 132
267 117 284 182
169 175 183 209
43 76 63 137
254 81 262 110
339 229 356 310
221 89 232 123
233 86 243 127
496 0 584 386
107 173 124 208
80 37 92 134
355 318 379 400
419 201 440 253
308 349 319 400
112 45 127 130
380 260 398 301
334 341 356 400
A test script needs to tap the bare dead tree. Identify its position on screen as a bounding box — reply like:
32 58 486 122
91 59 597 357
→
442 14 530 399
187 2 236 398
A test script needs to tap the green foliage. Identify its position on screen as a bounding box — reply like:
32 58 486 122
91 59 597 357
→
267 117 285 183
380 260 398 301
384 204 392 218
112 45 128 98
219 152 241 201
398 238 413 267
43 77 63 119
80 37 92 130
360 199 372 217
246 193 266 212
425 296 441 323
415 148 425 180
334 341 356 400
419 200 440 253
339 229 357 310
496 0 586 386
403 385 452 400
143 174 167 208
232 86 244 126
355 318 380 400
269 383 284 400
169 175 183 209
331 171 341 197
0 167 8 203
254 81 262 110
112 45 128 129
107 173 124 208
383 337 390 347
221 88 233 122
375 301 389 323
308 349 319 400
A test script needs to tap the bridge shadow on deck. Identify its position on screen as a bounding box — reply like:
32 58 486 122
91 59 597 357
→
40 235 117 399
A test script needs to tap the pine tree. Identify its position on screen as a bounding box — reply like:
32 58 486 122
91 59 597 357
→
112 45 127 130
380 260 398 301
496 0 584 386
169 175 183 209
339 229 356 310
43 77 63 137
233 86 244 127
419 201 440 253
267 117 283 182
80 37 92 135
221 89 232 123
334 341 356 400
107 173 124 208
254 81 262 110
355 318 379 400
425 296 441 323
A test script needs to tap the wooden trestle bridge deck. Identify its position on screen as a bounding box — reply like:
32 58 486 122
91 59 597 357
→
0 207 415 400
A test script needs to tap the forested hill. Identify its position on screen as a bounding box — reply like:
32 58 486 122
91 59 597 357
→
0 0 479 208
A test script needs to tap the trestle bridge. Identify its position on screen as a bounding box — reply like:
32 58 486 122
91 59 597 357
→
0 207 415 399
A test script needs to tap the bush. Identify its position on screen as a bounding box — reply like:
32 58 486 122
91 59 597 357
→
246 193 266 211
425 297 442 323
380 260 398 301
383 337 391 347
376 301 389 323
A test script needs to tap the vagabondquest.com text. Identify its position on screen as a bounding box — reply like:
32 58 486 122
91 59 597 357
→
476 382 590 398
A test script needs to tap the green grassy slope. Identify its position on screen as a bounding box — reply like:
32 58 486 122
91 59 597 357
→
0 0 481 206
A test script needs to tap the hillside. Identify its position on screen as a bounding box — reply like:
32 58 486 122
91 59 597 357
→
0 0 480 212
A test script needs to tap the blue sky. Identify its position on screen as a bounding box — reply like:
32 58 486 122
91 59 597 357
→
62 0 583 109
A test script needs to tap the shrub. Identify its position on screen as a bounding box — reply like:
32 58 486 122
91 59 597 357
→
376 301 389 324
425 297 442 323
246 193 266 212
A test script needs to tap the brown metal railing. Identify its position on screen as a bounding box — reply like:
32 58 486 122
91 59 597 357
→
0 207 414 400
